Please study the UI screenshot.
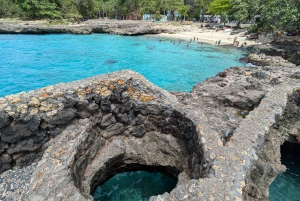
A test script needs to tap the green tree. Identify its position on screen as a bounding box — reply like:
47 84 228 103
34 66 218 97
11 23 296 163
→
190 0 213 21
75 0 97 19
220 11 228 26
208 0 230 14
0 0 22 18
165 0 183 20
259 0 299 32
229 0 249 27
17 0 62 19
53 0 81 19
178 4 188 20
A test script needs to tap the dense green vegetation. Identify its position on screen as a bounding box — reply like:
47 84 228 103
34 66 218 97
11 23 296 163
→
0 0 299 32
208 0 300 32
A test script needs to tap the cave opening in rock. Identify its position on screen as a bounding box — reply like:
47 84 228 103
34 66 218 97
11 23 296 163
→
269 141 300 200
93 168 178 201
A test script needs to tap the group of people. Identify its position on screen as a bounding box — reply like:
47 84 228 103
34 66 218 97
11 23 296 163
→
233 36 247 47
147 35 220 51
215 39 221 46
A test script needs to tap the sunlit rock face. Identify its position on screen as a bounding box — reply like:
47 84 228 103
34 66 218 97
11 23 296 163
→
0 70 204 200
1 65 300 201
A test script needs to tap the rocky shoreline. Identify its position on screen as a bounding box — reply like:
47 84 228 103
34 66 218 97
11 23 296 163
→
0 20 182 35
0 26 300 201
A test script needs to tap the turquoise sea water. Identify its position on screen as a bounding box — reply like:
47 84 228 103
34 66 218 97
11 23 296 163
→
0 34 246 97
269 144 300 201
93 171 177 201
2 33 298 200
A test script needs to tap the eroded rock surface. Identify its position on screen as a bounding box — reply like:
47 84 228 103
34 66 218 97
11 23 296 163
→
241 53 296 67
0 62 300 201
0 20 185 35
248 38 300 65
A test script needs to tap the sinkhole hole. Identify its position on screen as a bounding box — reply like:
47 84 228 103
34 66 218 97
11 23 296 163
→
93 170 178 201
269 141 300 200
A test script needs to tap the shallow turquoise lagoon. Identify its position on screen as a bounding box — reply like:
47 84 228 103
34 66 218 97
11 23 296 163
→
0 34 246 97
93 171 177 201
1 33 298 200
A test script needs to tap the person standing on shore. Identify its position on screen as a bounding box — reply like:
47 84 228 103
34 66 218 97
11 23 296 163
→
218 39 221 46
233 36 237 45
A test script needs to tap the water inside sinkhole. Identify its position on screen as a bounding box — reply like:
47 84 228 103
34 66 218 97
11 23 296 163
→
2 33 297 200
269 141 300 201
93 171 177 201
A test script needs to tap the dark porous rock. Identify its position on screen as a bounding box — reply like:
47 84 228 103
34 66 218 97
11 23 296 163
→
7 135 48 154
217 81 227 87
135 114 146 125
242 53 296 67
48 126 64 137
162 109 172 117
248 39 300 65
64 95 79 107
116 113 129 124
217 71 227 78
87 103 99 111
0 111 12 129
93 95 102 104
291 72 300 79
245 77 262 90
1 121 38 143
100 113 116 127
121 91 130 102
119 100 134 113
131 124 146 137
102 123 124 138
110 88 123 103
161 125 173 134
146 105 162 115
14 152 43 168
0 153 12 173
0 141 9 154
269 77 282 85
100 98 111 112
44 108 77 125
0 153 12 164
251 71 270 79
144 119 156 131
127 109 136 125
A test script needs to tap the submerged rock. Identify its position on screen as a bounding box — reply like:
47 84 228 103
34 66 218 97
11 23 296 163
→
104 59 117 65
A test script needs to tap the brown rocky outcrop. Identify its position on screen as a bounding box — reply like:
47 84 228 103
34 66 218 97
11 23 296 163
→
0 20 176 35
240 53 296 67
247 38 300 65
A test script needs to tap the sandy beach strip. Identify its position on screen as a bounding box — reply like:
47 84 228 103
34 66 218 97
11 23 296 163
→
158 29 258 46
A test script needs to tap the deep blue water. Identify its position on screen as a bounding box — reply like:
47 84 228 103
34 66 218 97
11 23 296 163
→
93 171 177 201
0 34 246 97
